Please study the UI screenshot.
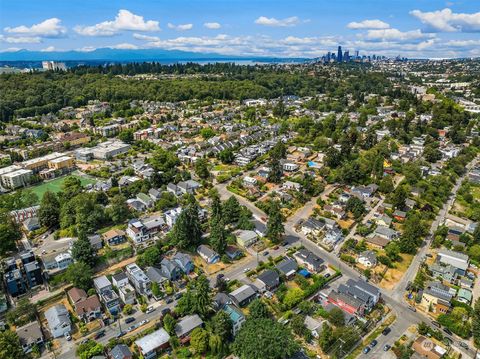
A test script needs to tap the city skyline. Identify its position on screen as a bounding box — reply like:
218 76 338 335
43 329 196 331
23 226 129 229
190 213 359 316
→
1 0 480 59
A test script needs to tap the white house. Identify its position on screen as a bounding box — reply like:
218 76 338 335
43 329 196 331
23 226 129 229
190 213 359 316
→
45 304 71 338
357 251 377 268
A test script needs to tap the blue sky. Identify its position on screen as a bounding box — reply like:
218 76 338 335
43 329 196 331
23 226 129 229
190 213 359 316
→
0 0 479 58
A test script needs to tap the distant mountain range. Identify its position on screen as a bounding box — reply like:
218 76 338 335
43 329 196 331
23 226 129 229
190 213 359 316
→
0 48 307 64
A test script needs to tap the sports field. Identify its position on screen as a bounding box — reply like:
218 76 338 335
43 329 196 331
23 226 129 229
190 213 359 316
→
30 175 96 202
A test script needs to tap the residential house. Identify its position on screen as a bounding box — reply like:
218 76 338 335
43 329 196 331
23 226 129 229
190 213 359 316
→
346 279 381 305
223 304 245 336
225 246 242 260
243 176 257 187
324 228 343 245
94 276 120 315
164 207 182 228
436 249 469 276
197 245 220 264
301 217 326 236
110 344 133 359
75 295 102 322
16 321 44 353
136 193 154 208
304 316 323 338
103 229 126 246
293 249 325 273
229 284 257 307
160 258 182 281
376 214 392 227
412 336 447 359
135 328 170 359
175 314 204 343
374 226 399 241
327 290 365 316
126 215 165 245
111 272 129 288
234 229 258 248
357 251 377 268
421 281 453 314
88 234 103 250
125 263 151 296
276 257 298 279
393 210 407 221
42 252 73 273
45 304 71 338
173 252 194 274
430 263 458 283
283 181 302 191
282 162 299 172
256 270 280 292
365 235 390 249
457 288 472 304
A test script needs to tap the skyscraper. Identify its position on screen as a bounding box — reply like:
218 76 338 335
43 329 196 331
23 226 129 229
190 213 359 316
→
337 46 343 62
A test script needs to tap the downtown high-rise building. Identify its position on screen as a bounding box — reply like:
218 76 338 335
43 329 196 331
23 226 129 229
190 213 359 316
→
337 46 343 62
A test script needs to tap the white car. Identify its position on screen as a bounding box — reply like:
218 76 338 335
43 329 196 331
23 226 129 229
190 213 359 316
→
145 306 155 314
139 319 149 326
64 332 72 341
243 267 251 273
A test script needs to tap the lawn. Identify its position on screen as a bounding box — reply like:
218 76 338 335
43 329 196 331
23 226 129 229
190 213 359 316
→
30 175 96 202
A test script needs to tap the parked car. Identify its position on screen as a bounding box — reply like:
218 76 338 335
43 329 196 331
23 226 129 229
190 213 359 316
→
243 267 251 273
94 330 105 339
408 305 416 312
174 292 183 300
139 319 149 326
382 327 391 336
363 346 371 354
432 321 441 328
64 332 72 341
115 331 125 338
263 251 269 256
383 344 391 351
459 341 469 349
369 340 378 348
127 325 137 332
443 328 453 336
161 308 171 316
146 306 155 314
166 297 174 304
324 273 331 278
125 317 135 324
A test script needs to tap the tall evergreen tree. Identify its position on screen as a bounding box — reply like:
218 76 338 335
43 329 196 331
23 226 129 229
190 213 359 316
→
38 190 60 228
266 201 285 244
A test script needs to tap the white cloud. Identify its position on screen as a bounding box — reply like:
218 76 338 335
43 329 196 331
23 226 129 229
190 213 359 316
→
74 9 159 36
204 22 221 29
254 16 302 27
410 8 480 32
167 23 193 31
77 46 96 52
4 18 66 37
109 43 139 49
361 28 433 42
444 39 480 47
133 33 160 41
0 47 22 52
0 35 42 43
41 46 56 52
347 19 390 29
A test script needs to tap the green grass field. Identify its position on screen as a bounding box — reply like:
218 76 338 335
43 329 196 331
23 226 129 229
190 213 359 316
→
30 175 96 202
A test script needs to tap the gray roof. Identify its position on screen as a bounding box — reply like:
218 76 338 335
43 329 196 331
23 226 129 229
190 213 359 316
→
174 314 203 337
135 328 170 354
346 279 381 298
257 269 280 288
111 344 132 359
45 304 70 331
229 284 257 304
276 257 298 275
16 321 43 346
197 244 218 259
173 252 192 267
146 267 167 283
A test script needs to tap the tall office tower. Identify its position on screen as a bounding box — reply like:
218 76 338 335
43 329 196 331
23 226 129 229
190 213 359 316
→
337 46 343 62
344 50 349 62
355 50 359 59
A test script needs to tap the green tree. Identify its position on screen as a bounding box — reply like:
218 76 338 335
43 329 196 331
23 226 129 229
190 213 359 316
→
0 208 21 255
64 262 93 291
61 176 83 201
190 327 209 354
122 304 133 315
318 322 335 351
223 196 241 224
72 233 96 267
266 201 284 244
200 128 216 139
210 219 227 254
328 307 345 327
171 202 202 249
345 196 366 220
0 330 24 359
38 191 60 228
473 298 480 348
391 184 408 209
76 340 104 359
195 158 210 179
218 148 235 164
233 318 298 359
212 310 233 341
379 176 394 194
163 313 177 335
106 194 130 223
137 246 161 267
248 299 270 319
118 129 134 144
6 298 37 326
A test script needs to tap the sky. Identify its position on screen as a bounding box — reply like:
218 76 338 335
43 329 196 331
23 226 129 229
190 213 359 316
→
0 0 479 59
